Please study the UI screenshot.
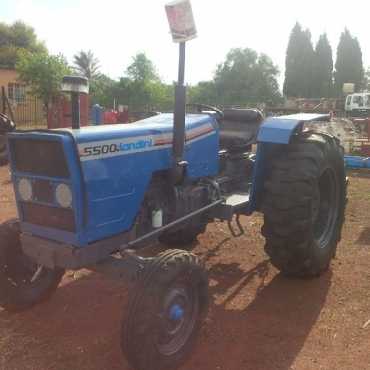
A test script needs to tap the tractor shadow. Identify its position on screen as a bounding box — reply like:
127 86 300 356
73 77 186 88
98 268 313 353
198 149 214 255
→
188 260 332 370
356 227 370 245
0 256 332 370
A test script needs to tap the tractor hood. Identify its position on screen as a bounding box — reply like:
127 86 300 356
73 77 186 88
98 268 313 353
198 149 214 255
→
57 113 214 144
57 113 216 158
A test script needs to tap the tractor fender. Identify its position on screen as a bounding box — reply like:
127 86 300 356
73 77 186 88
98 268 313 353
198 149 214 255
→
248 113 331 213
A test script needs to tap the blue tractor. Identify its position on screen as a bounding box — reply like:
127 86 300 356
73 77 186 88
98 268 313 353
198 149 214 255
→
0 8 346 370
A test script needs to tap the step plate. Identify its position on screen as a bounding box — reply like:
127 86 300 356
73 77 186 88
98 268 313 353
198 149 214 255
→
213 192 250 220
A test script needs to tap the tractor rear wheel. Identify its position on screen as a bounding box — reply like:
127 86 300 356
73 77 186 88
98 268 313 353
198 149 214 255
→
261 132 346 277
122 249 208 370
0 219 65 312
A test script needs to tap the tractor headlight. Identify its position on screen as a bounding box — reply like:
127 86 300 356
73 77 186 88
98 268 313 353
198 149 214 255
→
18 178 33 201
55 183 72 208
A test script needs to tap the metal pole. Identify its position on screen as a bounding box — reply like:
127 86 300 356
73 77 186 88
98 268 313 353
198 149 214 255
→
172 42 187 175
71 92 81 129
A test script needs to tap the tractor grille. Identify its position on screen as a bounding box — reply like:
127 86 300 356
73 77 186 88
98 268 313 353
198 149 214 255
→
11 139 69 178
21 202 75 232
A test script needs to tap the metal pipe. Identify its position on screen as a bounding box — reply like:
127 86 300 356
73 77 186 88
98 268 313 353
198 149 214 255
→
172 42 187 176
71 91 81 129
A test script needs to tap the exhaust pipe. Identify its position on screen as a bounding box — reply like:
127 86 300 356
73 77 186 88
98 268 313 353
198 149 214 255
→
172 42 187 182
165 0 197 182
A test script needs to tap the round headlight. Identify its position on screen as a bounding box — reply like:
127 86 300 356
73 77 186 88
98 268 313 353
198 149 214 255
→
55 183 72 208
18 178 32 201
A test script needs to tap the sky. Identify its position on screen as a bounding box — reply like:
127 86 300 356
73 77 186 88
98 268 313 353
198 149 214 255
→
1 0 370 87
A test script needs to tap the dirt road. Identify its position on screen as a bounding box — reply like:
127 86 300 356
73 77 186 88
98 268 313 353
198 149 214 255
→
1 165 370 370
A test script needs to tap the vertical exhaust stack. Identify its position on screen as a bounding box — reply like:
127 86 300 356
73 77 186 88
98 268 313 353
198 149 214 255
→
61 76 89 129
165 0 197 182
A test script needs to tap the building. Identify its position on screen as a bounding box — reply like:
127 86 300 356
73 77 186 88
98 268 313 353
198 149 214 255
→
0 67 45 126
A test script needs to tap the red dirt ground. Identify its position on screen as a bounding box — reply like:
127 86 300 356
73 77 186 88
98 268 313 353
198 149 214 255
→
1 165 370 370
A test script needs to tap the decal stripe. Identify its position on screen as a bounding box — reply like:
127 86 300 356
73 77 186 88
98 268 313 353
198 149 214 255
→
78 122 216 161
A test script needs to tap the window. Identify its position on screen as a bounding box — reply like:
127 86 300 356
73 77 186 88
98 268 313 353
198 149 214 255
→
366 95 370 107
8 83 26 103
346 96 352 106
353 95 364 107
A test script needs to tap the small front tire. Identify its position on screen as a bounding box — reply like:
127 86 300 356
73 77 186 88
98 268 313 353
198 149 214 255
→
122 249 208 370
0 219 65 312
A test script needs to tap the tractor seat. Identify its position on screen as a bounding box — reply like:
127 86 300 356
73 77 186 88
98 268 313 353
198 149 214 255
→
219 109 264 152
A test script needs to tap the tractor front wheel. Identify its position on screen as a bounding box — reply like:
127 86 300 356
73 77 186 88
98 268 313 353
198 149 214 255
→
0 219 65 312
121 249 208 370
261 132 346 277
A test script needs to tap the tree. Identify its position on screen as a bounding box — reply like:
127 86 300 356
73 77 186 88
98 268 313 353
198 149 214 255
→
89 74 117 107
188 81 218 105
126 53 159 82
213 48 281 106
0 21 46 68
335 29 364 94
73 50 100 80
16 51 71 110
313 34 333 97
283 23 315 98
118 52 165 110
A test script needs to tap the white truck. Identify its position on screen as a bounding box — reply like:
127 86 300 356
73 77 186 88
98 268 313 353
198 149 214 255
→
345 92 370 117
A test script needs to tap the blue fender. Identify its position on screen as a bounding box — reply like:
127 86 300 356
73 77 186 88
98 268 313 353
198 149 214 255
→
248 113 330 213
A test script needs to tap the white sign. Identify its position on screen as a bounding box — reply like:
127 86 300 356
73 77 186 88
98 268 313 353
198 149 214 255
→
165 0 197 43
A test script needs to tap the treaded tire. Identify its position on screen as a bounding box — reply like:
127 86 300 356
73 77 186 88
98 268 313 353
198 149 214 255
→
159 224 206 250
122 249 209 370
0 134 8 166
0 219 65 312
261 131 346 277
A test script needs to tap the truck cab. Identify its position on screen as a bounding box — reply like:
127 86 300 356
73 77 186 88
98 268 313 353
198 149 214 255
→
345 92 370 117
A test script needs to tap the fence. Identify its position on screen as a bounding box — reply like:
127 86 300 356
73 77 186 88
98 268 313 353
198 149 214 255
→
11 95 46 128
1 87 47 129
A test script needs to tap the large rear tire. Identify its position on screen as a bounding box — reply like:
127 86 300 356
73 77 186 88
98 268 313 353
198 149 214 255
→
0 219 65 312
122 249 208 370
261 132 346 277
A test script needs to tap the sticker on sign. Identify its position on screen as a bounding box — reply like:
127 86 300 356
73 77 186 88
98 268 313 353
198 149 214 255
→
165 0 197 43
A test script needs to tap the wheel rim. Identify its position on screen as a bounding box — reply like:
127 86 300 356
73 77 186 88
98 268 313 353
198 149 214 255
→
157 282 199 356
313 167 339 248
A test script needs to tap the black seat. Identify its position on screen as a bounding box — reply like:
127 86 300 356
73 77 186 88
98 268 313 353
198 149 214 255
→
219 109 263 152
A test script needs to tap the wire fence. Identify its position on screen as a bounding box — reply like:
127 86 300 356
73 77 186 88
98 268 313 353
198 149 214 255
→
11 95 47 128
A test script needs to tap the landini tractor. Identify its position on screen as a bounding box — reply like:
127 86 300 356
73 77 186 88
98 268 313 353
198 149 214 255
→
0 3 346 370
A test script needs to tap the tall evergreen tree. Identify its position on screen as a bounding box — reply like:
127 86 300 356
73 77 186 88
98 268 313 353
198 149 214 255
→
283 23 315 98
313 34 333 97
335 29 364 94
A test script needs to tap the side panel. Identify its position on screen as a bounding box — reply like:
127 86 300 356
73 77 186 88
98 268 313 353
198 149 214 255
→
80 121 219 244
